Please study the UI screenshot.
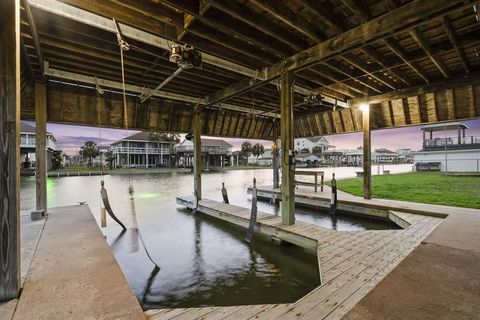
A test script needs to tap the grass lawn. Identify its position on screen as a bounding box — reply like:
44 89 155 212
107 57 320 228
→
331 172 480 209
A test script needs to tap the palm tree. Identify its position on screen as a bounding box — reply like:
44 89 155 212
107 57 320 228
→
251 143 265 165
240 141 252 165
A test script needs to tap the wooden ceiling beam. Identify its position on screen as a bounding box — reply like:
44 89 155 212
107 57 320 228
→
209 0 305 51
383 37 430 83
30 0 314 98
342 53 397 90
324 61 384 93
28 0 259 78
442 16 470 74
109 0 183 27
410 27 450 78
44 66 280 118
340 0 370 23
178 0 212 40
38 33 238 87
361 46 411 86
205 0 467 105
300 0 345 34
351 72 480 105
23 0 44 76
250 0 324 43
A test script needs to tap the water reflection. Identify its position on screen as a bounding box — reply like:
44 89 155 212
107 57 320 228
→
19 165 410 309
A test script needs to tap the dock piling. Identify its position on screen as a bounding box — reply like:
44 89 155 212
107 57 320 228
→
245 178 258 243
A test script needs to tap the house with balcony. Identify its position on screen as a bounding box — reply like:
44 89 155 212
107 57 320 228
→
413 122 480 172
109 132 174 168
295 136 335 153
373 148 400 163
20 121 63 170
176 138 232 168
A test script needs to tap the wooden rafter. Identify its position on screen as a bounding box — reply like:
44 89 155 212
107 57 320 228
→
409 27 450 78
23 0 44 76
204 0 468 105
250 0 323 43
383 37 430 83
442 16 470 74
351 72 480 105
340 0 370 23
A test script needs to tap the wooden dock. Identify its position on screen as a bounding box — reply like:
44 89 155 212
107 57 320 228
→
145 196 443 319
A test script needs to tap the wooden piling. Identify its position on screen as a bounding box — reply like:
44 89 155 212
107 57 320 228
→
272 121 280 189
193 104 202 200
363 106 372 199
35 82 48 212
0 0 21 301
280 70 295 225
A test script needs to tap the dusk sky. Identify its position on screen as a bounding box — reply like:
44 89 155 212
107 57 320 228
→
31 119 480 155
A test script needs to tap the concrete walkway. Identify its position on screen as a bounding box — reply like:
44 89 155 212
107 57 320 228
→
255 185 480 320
2 205 144 320
343 202 480 320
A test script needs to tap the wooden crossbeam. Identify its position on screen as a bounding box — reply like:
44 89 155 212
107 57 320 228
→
342 53 397 90
351 72 480 105
442 16 470 74
250 0 323 43
383 37 430 83
340 0 370 22
209 0 304 51
205 0 467 105
361 46 411 86
409 27 450 78
301 0 344 33
23 0 44 76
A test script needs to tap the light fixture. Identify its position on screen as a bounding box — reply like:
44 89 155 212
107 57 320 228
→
359 103 369 113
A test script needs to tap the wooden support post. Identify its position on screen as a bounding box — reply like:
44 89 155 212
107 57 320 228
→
193 105 202 200
280 70 295 225
0 0 21 301
362 106 372 199
272 121 280 189
35 82 47 212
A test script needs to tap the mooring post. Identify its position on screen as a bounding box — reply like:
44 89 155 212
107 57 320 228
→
0 0 21 301
245 178 258 243
193 104 202 201
361 104 372 199
330 173 337 214
272 121 280 189
35 82 48 213
280 70 295 225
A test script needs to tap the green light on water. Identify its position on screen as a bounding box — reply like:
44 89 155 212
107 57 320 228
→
136 192 159 199
47 178 55 202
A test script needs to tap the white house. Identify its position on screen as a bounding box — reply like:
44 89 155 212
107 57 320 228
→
247 149 273 165
110 132 174 168
176 138 232 168
20 121 63 170
413 122 480 172
295 137 334 153
373 148 400 163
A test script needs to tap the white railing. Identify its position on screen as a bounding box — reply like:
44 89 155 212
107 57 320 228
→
424 135 480 148
20 137 35 147
20 137 63 151
110 146 170 154
176 146 232 155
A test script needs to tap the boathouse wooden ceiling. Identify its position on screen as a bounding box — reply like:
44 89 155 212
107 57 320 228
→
19 0 480 139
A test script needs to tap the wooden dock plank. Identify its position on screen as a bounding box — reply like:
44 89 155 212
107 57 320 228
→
172 196 443 320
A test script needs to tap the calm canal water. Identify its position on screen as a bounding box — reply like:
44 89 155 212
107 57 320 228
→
20 164 411 309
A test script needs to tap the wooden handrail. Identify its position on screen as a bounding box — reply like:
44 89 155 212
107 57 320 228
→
294 170 324 192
